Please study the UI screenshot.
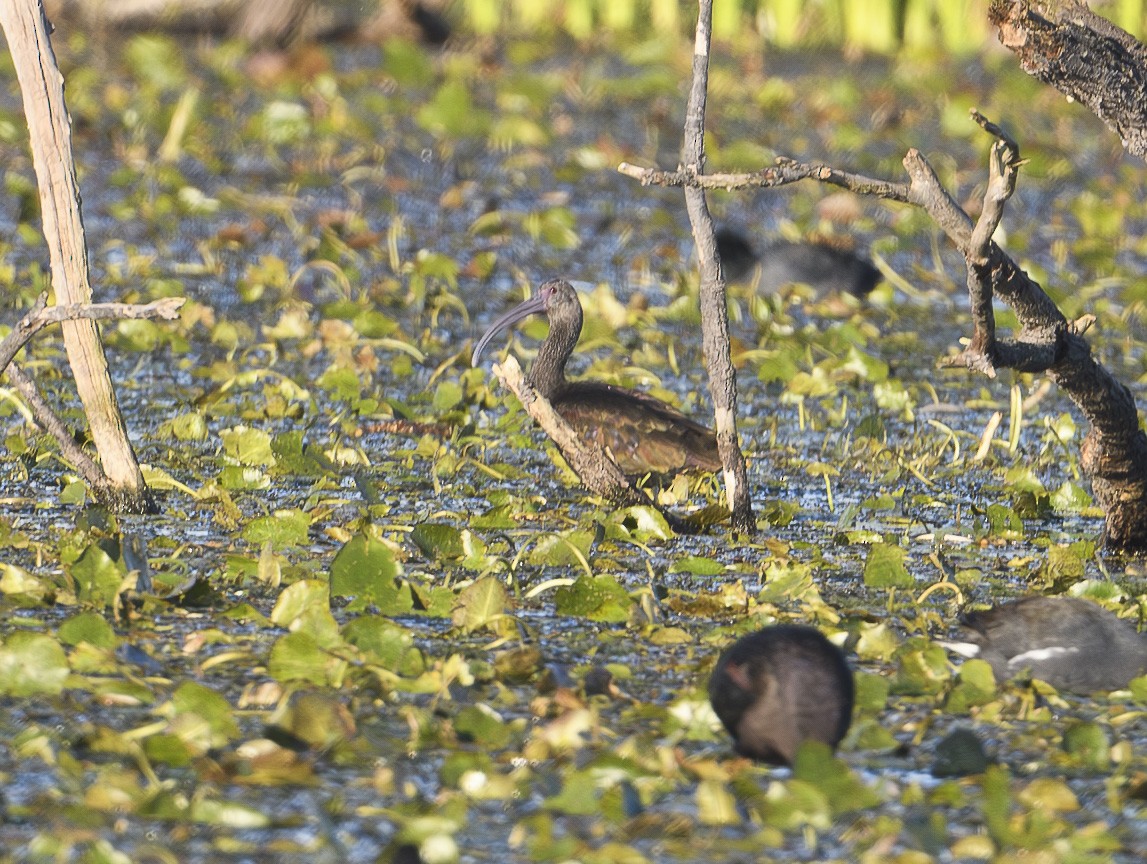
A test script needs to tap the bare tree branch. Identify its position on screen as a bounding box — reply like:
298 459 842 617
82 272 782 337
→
5 363 115 500
681 0 753 533
619 101 1147 551
0 296 185 376
0 0 152 511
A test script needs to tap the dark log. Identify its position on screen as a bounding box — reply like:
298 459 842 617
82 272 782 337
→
989 0 1147 160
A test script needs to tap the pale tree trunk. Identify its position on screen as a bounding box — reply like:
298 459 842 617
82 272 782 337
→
682 0 754 533
0 0 153 512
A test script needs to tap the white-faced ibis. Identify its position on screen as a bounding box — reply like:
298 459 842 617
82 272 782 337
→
716 227 881 297
471 279 720 477
942 596 1147 693
708 624 854 764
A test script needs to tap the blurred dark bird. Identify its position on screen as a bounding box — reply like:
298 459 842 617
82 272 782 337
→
942 596 1147 693
708 624 854 764
715 227 881 298
471 279 720 477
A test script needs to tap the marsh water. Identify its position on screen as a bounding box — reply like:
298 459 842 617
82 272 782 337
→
0 28 1144 863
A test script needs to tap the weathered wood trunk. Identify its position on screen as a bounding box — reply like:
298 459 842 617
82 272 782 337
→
42 0 450 45
0 0 154 513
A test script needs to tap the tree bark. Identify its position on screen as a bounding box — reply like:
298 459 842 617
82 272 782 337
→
990 0 1147 160
682 0 754 533
0 0 153 513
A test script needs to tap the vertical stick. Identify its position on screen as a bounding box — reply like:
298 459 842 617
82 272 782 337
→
682 0 754 531
0 0 152 511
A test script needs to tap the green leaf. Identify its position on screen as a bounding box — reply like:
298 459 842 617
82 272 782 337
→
268 631 348 687
411 524 466 560
545 769 599 815
554 575 632 622
418 79 489 138
0 632 69 695
58 612 117 649
242 509 311 547
170 411 208 441
1062 721 1110 770
342 616 418 672
218 465 270 491
945 658 997 713
853 671 889 713
893 638 951 695
169 681 240 746
70 542 128 607
270 430 329 477
792 742 881 814
696 779 738 826
985 503 1023 538
220 425 276 467
270 579 332 629
607 506 673 542
451 576 509 634
669 555 725 576
330 533 411 613
432 380 463 413
862 542 913 588
454 704 511 749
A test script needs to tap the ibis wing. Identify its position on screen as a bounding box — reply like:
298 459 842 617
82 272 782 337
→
555 382 720 475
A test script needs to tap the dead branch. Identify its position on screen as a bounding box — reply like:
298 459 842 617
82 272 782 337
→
990 0 1147 160
619 106 1147 551
0 0 152 511
0 296 185 375
618 159 911 200
0 295 185 507
681 0 753 533
4 363 115 500
492 356 692 534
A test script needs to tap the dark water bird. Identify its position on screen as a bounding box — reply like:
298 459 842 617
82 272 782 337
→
708 624 854 764
942 596 1147 693
471 279 721 476
715 227 881 298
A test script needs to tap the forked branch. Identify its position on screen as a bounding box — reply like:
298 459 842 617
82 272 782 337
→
619 108 1147 552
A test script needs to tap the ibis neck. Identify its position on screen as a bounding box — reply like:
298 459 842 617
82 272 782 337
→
528 316 580 399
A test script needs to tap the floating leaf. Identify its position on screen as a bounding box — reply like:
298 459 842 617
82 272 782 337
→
58 612 117 649
945 658 997 713
553 575 632 622
669 555 720 576
70 542 127 607
242 509 310 547
330 533 411 613
863 542 913 589
454 704 510 749
411 524 466 560
1061 721 1110 771
451 576 509 634
220 425 276 467
696 779 738 826
341 616 417 671
0 632 69 696
545 769 598 815
268 631 348 687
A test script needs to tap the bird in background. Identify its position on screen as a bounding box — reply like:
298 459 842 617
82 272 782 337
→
716 226 881 298
941 595 1147 693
